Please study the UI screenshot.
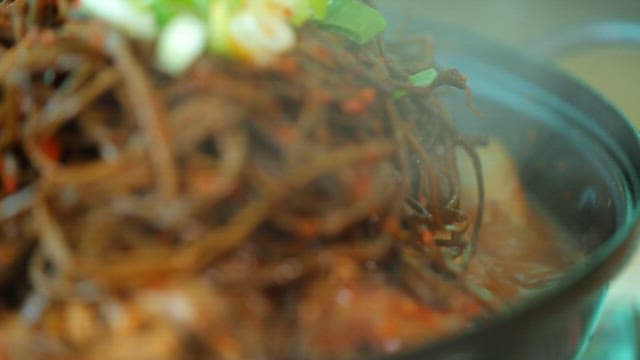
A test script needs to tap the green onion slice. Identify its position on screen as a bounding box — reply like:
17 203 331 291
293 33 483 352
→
409 68 438 87
316 0 387 44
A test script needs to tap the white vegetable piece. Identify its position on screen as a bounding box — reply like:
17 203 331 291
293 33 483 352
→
80 0 157 40
156 14 207 75
228 5 295 65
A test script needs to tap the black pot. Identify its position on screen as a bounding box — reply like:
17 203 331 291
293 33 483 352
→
380 6 640 360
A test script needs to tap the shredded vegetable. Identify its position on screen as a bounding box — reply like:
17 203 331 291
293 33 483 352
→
0 2 582 359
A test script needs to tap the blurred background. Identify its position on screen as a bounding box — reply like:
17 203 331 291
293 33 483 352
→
396 0 640 126
394 0 640 358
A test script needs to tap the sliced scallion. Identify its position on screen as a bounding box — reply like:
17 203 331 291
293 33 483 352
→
208 0 240 55
316 0 386 44
409 68 438 87
393 68 439 99
310 0 329 19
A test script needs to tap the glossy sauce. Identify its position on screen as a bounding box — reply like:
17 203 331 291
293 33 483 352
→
296 140 580 358
463 140 578 302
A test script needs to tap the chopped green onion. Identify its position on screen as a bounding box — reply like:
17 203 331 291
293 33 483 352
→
149 0 209 24
149 2 174 27
393 68 439 99
290 0 330 24
208 0 240 56
393 89 407 99
310 0 328 19
289 1 313 26
316 0 386 44
409 68 438 87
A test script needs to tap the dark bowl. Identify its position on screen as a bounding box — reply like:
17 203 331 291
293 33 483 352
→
380 5 640 360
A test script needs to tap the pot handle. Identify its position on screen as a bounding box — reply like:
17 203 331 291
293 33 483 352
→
526 20 640 59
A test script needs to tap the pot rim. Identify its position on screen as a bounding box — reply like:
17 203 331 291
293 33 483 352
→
380 14 640 359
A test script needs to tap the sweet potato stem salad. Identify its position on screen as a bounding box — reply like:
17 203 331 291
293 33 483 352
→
0 1 577 359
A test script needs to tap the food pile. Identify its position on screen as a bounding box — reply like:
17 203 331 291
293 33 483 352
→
0 1 574 359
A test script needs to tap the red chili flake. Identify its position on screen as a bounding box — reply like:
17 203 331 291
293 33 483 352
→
1 154 18 194
39 29 56 46
341 87 378 114
298 218 320 238
377 318 400 339
190 169 219 194
359 87 377 105
421 230 435 247
340 98 366 114
276 125 297 144
351 175 372 200
382 218 400 235
315 45 333 61
2 175 18 194
274 56 299 77
40 136 62 161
